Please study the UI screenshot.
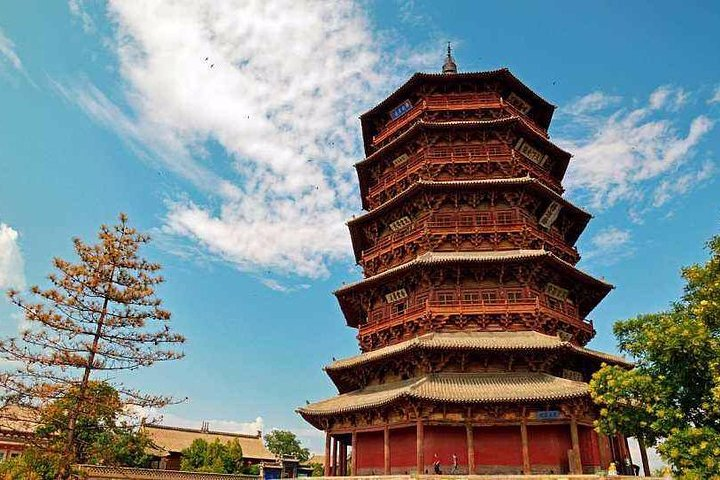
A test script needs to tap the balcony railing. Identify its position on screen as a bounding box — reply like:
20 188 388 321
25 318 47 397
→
360 208 579 266
360 293 591 337
371 92 548 147
365 145 561 207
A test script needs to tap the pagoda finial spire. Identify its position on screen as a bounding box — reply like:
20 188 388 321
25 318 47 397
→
442 42 457 74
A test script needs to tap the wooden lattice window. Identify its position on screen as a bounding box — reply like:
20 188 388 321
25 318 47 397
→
433 214 454 227
462 291 480 304
436 291 456 305
496 210 515 225
459 214 474 227
476 212 491 225
505 289 523 303
481 290 498 304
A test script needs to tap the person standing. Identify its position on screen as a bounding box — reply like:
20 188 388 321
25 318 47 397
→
450 453 459 474
433 453 441 474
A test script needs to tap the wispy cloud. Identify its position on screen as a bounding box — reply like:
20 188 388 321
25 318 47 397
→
260 278 310 293
67 0 95 33
583 226 633 265
564 91 621 116
0 28 24 73
559 86 714 212
653 161 714 207
0 27 35 87
709 85 720 105
58 0 434 279
0 223 25 290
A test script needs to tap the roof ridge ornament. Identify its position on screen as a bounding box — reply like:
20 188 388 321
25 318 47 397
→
442 42 457 74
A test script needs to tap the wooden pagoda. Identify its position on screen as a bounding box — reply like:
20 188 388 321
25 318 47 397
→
299 48 634 476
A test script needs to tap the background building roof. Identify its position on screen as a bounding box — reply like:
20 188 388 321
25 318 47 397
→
143 425 276 461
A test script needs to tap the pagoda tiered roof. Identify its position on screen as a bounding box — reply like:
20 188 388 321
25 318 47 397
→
324 331 631 374
299 372 587 418
336 249 612 325
359 69 557 155
347 177 591 259
355 118 572 208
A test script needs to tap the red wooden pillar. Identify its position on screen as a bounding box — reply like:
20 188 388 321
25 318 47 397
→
324 433 332 477
520 417 531 474
383 425 390 475
416 419 424 474
598 433 610 470
351 431 357 476
466 423 475 475
570 418 582 474
340 442 347 476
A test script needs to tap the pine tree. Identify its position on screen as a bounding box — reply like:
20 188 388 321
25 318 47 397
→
0 214 185 479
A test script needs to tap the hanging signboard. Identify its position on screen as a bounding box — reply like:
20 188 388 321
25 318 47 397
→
385 288 408 303
545 283 569 301
392 153 410 166
389 100 413 120
562 369 584 382
507 92 532 114
539 201 561 229
536 410 562 420
388 216 412 231
515 138 548 167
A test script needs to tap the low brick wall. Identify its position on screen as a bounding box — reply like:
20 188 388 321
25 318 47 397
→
79 465 260 480
79 469 669 480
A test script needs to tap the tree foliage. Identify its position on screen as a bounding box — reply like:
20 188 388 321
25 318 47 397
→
0 214 185 479
180 438 244 474
0 382 153 480
264 430 309 462
590 235 720 479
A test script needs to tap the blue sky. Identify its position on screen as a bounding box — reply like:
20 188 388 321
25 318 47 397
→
0 0 719 457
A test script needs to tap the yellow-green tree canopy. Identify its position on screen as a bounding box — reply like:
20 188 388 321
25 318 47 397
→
264 429 310 462
180 438 244 474
591 235 720 479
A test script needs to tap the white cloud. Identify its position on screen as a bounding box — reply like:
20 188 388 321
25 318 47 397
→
0 28 25 74
59 0 434 279
649 85 687 111
592 227 631 250
260 278 310 293
564 91 621 116
559 88 714 211
583 227 633 265
653 161 714 207
68 0 95 33
0 223 25 290
709 85 720 105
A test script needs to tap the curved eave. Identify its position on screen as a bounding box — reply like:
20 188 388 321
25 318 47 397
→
297 372 586 420
347 177 591 262
335 250 613 327
359 69 556 155
355 118 571 211
325 331 632 374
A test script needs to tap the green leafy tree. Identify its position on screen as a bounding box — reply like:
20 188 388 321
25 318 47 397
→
309 462 324 477
0 214 185 479
0 382 153 480
180 438 244 473
590 235 720 479
264 430 309 462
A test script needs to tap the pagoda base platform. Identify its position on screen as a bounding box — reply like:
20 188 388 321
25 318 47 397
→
322 422 639 477
307 476 663 480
